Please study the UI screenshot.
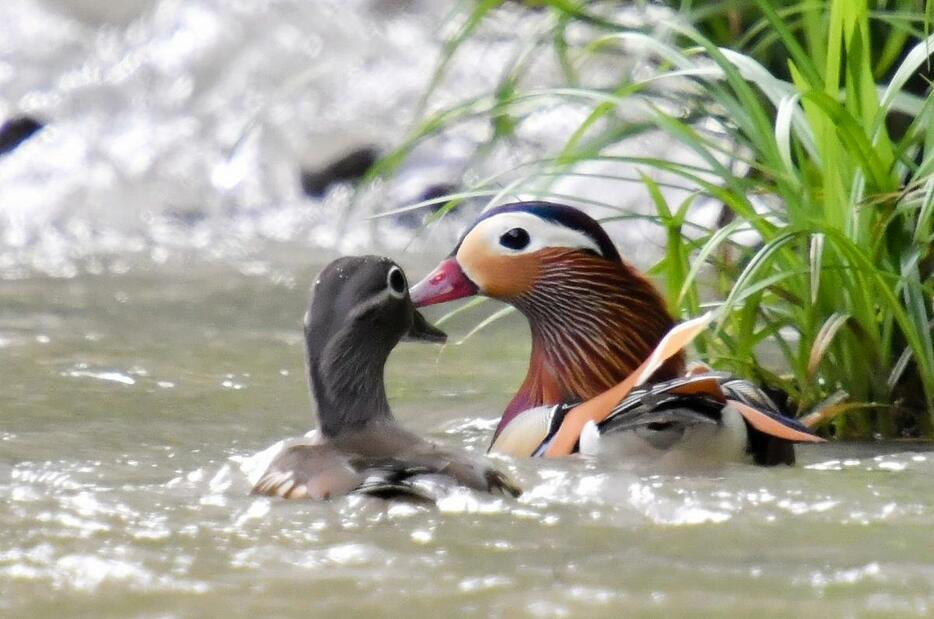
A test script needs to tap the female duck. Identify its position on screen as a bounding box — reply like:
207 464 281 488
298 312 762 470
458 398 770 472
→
251 256 521 500
409 202 821 465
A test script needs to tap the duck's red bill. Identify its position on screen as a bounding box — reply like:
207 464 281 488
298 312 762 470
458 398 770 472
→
409 258 478 307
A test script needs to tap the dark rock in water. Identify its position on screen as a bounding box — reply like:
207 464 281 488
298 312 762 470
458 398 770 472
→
300 146 380 198
0 116 44 156
419 183 458 204
393 183 459 227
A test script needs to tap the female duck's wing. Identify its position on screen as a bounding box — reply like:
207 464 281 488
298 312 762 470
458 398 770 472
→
334 424 522 498
382 439 522 498
250 443 463 502
253 426 522 501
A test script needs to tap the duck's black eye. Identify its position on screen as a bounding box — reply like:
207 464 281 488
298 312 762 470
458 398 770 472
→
499 227 530 250
386 266 406 298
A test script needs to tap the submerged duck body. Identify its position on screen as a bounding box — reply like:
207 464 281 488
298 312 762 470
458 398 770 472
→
251 256 520 501
410 202 822 466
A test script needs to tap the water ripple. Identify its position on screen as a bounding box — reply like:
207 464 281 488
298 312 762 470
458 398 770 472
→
62 365 136 385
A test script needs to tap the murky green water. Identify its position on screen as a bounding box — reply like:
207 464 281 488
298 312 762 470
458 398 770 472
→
3 252 934 617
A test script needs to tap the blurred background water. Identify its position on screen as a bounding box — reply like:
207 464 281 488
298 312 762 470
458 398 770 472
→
3 1 934 617
2 0 476 273
2 0 727 275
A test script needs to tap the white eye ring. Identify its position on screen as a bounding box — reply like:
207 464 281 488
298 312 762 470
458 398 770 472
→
386 266 406 298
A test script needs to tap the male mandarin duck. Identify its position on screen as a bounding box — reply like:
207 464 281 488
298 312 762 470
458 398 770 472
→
409 202 822 466
250 256 521 501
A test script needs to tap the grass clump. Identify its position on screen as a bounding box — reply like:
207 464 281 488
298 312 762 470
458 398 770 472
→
373 0 934 439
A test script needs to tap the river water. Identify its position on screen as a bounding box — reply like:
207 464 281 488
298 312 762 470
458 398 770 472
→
4 0 934 616
3 254 934 617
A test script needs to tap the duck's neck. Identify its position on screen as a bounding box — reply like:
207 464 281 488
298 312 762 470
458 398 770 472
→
307 329 393 438
495 249 684 437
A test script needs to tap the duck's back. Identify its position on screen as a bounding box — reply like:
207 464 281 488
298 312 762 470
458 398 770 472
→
252 424 520 501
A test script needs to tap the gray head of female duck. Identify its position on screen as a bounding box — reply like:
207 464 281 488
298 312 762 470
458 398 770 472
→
304 256 446 438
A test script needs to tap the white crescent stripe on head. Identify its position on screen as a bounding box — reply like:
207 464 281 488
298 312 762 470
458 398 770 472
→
466 212 603 257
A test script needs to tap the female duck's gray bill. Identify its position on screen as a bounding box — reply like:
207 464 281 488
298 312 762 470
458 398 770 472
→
404 308 447 343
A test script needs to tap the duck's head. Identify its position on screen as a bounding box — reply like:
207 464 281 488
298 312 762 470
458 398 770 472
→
409 202 682 434
306 256 446 435
410 202 622 307
307 256 446 351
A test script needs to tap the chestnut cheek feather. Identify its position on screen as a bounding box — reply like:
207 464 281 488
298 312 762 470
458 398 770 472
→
476 254 539 299
456 240 539 300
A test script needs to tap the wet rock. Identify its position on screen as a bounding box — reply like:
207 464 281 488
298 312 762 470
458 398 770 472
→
38 0 158 26
0 116 44 156
418 183 458 206
393 183 459 227
300 146 380 198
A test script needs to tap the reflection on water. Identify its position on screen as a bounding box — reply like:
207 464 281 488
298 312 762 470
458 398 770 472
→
3 257 934 617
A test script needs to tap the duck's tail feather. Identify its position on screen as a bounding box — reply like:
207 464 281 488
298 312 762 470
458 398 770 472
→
714 378 824 466
719 377 825 445
727 399 824 444
484 469 523 498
